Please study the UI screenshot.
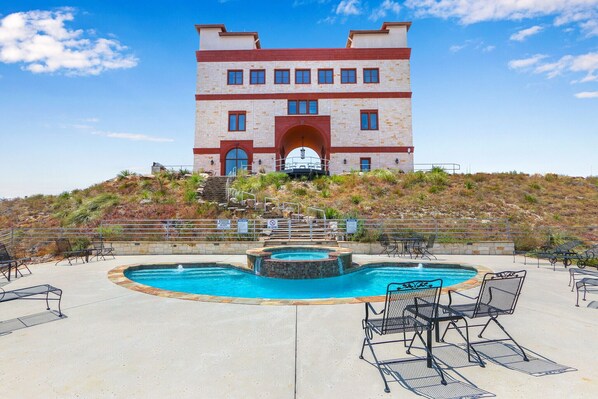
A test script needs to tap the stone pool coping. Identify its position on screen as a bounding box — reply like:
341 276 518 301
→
107 260 492 306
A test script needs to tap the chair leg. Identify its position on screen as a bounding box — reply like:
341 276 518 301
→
441 319 485 367
488 317 529 362
362 333 391 393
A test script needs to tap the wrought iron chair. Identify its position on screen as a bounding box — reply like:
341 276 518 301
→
0 243 32 280
91 240 115 261
413 234 437 260
378 233 398 257
569 267 598 292
55 238 91 265
574 245 598 269
360 279 447 393
533 240 582 270
441 270 529 367
575 278 598 307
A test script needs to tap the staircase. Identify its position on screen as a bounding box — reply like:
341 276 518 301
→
200 176 230 203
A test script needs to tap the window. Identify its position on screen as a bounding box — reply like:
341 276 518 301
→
341 68 356 84
360 158 371 172
288 100 318 115
363 68 379 83
318 69 333 84
360 110 378 130
227 70 243 85
295 69 311 84
228 111 246 131
225 148 249 175
275 69 290 84
250 69 265 84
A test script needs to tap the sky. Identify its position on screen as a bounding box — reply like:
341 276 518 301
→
0 0 597 198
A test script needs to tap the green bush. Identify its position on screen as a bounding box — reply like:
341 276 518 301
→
402 171 426 188
464 180 475 190
62 194 120 226
324 207 342 219
117 170 135 180
350 195 363 204
523 193 538 204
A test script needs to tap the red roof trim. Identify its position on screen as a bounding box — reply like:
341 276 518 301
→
196 47 410 62
195 92 412 101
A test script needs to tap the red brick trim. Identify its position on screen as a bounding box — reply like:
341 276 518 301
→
196 48 411 62
219 140 254 175
330 146 414 153
196 91 411 101
194 145 414 156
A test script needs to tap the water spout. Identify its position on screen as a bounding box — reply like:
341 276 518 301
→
417 263 423 269
337 257 344 275
176 264 184 272
254 257 262 275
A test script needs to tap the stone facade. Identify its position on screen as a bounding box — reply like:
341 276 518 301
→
193 22 414 175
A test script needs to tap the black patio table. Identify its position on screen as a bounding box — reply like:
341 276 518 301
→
391 236 425 257
406 303 464 367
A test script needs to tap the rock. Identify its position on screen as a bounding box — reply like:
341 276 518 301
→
246 199 256 208
139 199 152 204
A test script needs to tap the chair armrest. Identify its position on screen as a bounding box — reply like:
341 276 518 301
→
447 289 479 307
364 302 384 322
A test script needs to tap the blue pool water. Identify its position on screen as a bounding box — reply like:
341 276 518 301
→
270 251 329 260
125 265 476 300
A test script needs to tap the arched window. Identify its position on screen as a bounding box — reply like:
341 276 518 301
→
225 148 248 175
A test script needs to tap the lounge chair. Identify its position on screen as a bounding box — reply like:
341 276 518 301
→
575 278 598 307
441 270 529 366
55 238 91 265
412 234 437 260
360 279 447 393
0 284 62 316
575 245 598 269
378 233 398 257
526 240 583 270
0 243 32 281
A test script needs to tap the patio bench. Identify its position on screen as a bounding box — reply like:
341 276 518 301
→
0 284 63 316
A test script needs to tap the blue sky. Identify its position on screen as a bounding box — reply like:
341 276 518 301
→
0 0 597 198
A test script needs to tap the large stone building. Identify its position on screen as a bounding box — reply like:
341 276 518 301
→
193 22 414 176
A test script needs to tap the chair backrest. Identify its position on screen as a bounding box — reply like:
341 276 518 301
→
381 279 443 334
55 238 73 254
473 270 526 318
554 240 582 254
426 234 436 249
378 233 390 246
583 245 598 258
0 243 12 262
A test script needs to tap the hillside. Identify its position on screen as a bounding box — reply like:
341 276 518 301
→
1 169 596 247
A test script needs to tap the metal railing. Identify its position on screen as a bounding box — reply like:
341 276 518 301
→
275 157 329 172
3 219 596 256
414 163 461 174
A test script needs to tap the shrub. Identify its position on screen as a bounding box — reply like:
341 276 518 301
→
402 171 426 188
183 189 197 204
464 180 475 190
529 182 542 190
63 194 120 226
293 187 307 196
350 195 363 204
117 170 135 180
71 237 91 251
324 207 342 219
321 188 331 198
368 169 398 183
97 225 124 240
523 193 538 204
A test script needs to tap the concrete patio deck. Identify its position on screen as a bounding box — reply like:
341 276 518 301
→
1 254 596 398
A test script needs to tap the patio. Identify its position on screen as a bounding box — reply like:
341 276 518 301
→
1 254 596 398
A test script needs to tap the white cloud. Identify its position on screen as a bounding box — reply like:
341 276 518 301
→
574 91 598 98
449 39 495 53
510 25 543 41
0 9 138 75
508 54 548 69
510 52 598 82
449 43 466 52
336 0 361 16
482 45 496 52
405 0 598 36
93 131 174 143
369 0 401 21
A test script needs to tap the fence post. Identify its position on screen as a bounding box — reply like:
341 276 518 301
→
505 219 511 241
309 219 313 240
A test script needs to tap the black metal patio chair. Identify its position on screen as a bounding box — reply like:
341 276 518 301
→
575 278 598 307
441 270 529 367
55 238 91 265
412 234 437 260
568 267 598 292
360 279 447 393
378 233 398 257
90 240 115 261
0 243 32 280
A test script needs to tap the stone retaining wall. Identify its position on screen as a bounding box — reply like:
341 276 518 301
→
109 241 514 256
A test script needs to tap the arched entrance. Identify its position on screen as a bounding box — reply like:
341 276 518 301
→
277 124 329 174
225 148 249 175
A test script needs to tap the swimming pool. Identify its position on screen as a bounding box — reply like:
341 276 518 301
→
270 251 329 260
124 264 477 300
